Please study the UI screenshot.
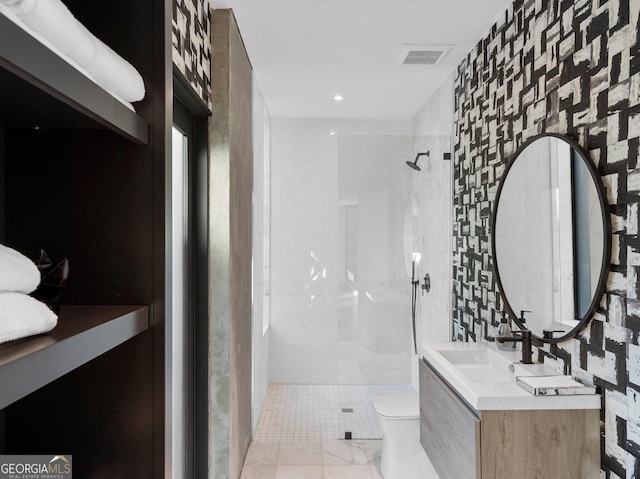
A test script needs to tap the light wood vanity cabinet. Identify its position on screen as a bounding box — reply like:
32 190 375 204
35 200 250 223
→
420 357 480 478
419 359 600 479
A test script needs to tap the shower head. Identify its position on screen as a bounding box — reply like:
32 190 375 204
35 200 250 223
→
406 151 429 171
405 160 421 171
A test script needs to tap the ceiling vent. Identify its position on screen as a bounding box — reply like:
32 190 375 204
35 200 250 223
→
396 44 453 66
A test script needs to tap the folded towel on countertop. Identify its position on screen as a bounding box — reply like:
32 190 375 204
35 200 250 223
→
0 244 40 294
0 291 57 344
0 0 145 102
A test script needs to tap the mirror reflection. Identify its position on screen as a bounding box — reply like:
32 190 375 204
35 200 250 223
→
492 134 609 341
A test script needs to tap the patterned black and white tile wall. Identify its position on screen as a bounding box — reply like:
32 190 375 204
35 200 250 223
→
453 0 640 476
172 0 212 109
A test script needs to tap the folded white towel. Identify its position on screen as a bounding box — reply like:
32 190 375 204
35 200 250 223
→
0 244 40 294
3 0 96 67
0 292 57 344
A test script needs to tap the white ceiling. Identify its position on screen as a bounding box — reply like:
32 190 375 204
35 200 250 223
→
209 0 513 119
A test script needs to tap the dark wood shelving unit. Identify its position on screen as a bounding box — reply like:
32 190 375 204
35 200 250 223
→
0 14 148 144
0 0 169 476
0 305 149 410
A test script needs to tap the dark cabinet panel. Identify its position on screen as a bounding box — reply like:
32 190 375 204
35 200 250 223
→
4 129 154 305
0 0 169 477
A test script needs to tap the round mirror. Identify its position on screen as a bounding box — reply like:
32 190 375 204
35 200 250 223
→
492 133 611 343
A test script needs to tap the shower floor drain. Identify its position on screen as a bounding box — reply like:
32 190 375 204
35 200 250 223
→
341 408 354 413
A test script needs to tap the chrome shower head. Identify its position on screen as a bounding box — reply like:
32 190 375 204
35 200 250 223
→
406 151 429 171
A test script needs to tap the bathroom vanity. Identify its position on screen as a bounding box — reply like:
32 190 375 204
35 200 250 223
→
419 342 600 479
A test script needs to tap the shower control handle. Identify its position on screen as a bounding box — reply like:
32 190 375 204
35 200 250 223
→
421 273 430 295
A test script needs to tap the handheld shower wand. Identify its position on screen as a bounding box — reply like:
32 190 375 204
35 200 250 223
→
410 253 421 354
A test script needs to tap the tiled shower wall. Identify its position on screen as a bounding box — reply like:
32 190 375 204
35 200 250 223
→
172 0 212 109
269 112 453 386
269 119 412 385
452 0 640 476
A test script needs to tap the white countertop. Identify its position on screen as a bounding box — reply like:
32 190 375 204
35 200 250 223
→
420 341 601 411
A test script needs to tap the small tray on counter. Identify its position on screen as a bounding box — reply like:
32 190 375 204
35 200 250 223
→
516 375 597 396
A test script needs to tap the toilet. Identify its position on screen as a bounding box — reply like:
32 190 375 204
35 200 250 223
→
372 392 439 479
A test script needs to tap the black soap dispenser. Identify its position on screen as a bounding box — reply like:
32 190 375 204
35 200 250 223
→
496 313 516 351
519 310 532 325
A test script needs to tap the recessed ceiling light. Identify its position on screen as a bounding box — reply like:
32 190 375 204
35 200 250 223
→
333 94 344 101
329 130 336 136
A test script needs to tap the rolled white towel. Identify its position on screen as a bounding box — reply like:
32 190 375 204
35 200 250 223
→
79 23 146 102
1 0 145 102
0 292 57 344
0 244 40 294
3 0 96 67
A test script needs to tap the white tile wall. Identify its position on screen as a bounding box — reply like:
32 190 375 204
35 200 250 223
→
269 80 454 386
252 74 272 433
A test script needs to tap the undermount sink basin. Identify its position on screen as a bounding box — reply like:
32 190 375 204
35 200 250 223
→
438 348 514 383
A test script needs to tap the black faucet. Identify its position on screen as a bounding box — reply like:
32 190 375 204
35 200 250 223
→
495 329 533 364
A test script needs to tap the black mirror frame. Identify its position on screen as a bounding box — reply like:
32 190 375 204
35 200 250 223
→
491 133 612 344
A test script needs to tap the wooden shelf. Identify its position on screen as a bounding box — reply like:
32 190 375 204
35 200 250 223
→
0 0 167 474
0 304 149 410
0 14 148 144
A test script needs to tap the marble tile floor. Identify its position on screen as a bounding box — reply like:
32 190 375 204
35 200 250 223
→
240 440 383 479
241 384 415 478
